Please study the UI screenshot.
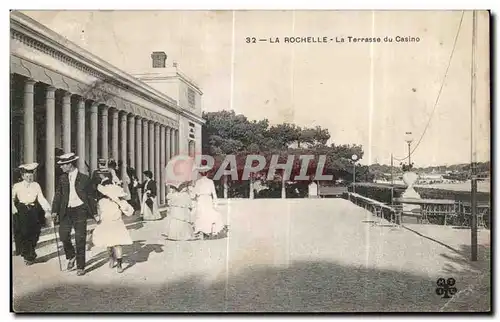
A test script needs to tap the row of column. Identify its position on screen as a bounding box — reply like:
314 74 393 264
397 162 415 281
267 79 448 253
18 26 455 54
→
21 77 180 206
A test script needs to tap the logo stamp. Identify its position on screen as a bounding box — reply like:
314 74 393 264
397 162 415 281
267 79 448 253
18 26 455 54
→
435 278 457 299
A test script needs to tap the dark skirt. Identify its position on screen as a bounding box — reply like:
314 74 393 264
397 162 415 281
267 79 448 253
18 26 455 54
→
14 203 43 261
128 187 141 211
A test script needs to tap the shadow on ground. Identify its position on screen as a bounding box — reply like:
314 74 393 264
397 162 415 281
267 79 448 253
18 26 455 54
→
84 240 164 274
13 259 490 313
432 243 491 313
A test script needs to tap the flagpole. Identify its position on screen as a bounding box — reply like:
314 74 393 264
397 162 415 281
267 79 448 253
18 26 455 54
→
391 153 394 205
470 10 478 262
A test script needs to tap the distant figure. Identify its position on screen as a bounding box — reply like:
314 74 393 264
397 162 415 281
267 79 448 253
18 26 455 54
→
308 181 318 198
140 170 161 221
107 159 121 185
127 167 141 213
193 166 227 240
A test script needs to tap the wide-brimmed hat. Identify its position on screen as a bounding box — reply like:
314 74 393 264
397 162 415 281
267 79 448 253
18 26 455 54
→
57 152 79 165
196 165 212 172
165 157 196 189
97 181 127 200
19 162 39 173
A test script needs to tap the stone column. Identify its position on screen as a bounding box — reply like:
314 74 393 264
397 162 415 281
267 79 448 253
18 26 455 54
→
149 121 154 174
166 126 171 162
90 102 99 172
77 98 86 172
169 128 174 159
136 117 143 181
100 105 109 159
154 123 160 202
143 119 149 175
45 86 56 203
174 130 180 155
111 109 119 161
120 112 128 179
62 92 72 153
23 79 36 163
160 125 166 205
128 115 135 168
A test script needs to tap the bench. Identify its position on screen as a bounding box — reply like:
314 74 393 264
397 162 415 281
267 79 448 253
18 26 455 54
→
393 198 457 225
319 186 348 198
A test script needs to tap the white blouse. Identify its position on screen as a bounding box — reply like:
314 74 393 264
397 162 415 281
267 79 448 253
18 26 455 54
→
98 198 134 222
194 177 218 199
12 181 51 213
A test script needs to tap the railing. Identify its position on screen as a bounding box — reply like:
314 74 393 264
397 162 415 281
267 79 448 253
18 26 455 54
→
344 192 401 226
345 191 490 229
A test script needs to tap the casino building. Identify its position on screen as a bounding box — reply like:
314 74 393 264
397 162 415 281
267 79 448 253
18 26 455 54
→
10 11 205 207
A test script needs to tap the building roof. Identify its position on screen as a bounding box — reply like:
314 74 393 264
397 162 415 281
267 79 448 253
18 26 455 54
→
10 11 186 116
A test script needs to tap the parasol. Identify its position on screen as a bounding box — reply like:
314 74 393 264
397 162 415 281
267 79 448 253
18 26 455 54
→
165 156 196 189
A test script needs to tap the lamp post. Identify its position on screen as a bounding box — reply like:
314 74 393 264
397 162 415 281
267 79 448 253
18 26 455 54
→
351 154 358 193
404 131 413 169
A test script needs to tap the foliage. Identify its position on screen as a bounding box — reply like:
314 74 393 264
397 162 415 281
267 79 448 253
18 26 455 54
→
81 78 116 104
202 110 368 185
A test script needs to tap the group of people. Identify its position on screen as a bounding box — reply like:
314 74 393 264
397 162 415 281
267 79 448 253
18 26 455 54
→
165 165 228 242
12 152 228 276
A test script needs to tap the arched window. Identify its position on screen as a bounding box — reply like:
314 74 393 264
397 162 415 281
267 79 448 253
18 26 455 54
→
188 140 195 157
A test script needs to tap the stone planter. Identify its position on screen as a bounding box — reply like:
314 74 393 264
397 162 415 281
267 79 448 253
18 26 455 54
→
402 171 421 212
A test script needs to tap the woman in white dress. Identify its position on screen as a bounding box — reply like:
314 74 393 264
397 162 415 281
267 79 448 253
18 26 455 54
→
92 178 134 273
193 166 228 240
165 182 194 241
140 170 162 221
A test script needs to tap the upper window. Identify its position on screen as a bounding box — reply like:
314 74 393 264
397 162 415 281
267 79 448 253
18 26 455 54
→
188 88 196 109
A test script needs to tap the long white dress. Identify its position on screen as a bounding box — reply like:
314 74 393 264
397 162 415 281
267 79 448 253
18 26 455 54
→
193 177 225 235
140 179 162 221
165 189 193 241
92 198 134 247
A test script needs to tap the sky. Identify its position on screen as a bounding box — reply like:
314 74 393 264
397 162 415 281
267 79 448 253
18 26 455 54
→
19 10 490 166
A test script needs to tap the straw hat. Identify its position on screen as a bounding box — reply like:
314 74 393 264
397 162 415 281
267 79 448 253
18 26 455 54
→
196 165 212 172
19 162 39 172
57 152 79 165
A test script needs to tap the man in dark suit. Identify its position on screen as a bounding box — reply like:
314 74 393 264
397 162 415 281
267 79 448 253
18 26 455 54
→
51 153 98 276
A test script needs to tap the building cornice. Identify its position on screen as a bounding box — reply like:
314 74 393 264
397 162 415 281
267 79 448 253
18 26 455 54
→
10 11 182 115
11 54 180 128
181 110 206 125
134 71 203 96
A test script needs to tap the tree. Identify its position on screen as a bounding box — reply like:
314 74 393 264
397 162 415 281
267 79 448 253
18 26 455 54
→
201 110 368 197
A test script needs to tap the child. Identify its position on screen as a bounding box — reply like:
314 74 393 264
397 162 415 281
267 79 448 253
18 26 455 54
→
92 178 134 273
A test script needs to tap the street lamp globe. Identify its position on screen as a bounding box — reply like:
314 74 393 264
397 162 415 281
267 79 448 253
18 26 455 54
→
351 154 358 162
404 131 413 144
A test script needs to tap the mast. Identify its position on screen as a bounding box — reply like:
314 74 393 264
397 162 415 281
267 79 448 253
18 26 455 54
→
470 10 478 262
390 153 394 204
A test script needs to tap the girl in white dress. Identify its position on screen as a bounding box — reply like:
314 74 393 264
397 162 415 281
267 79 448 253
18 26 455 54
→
92 178 134 273
193 166 228 240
